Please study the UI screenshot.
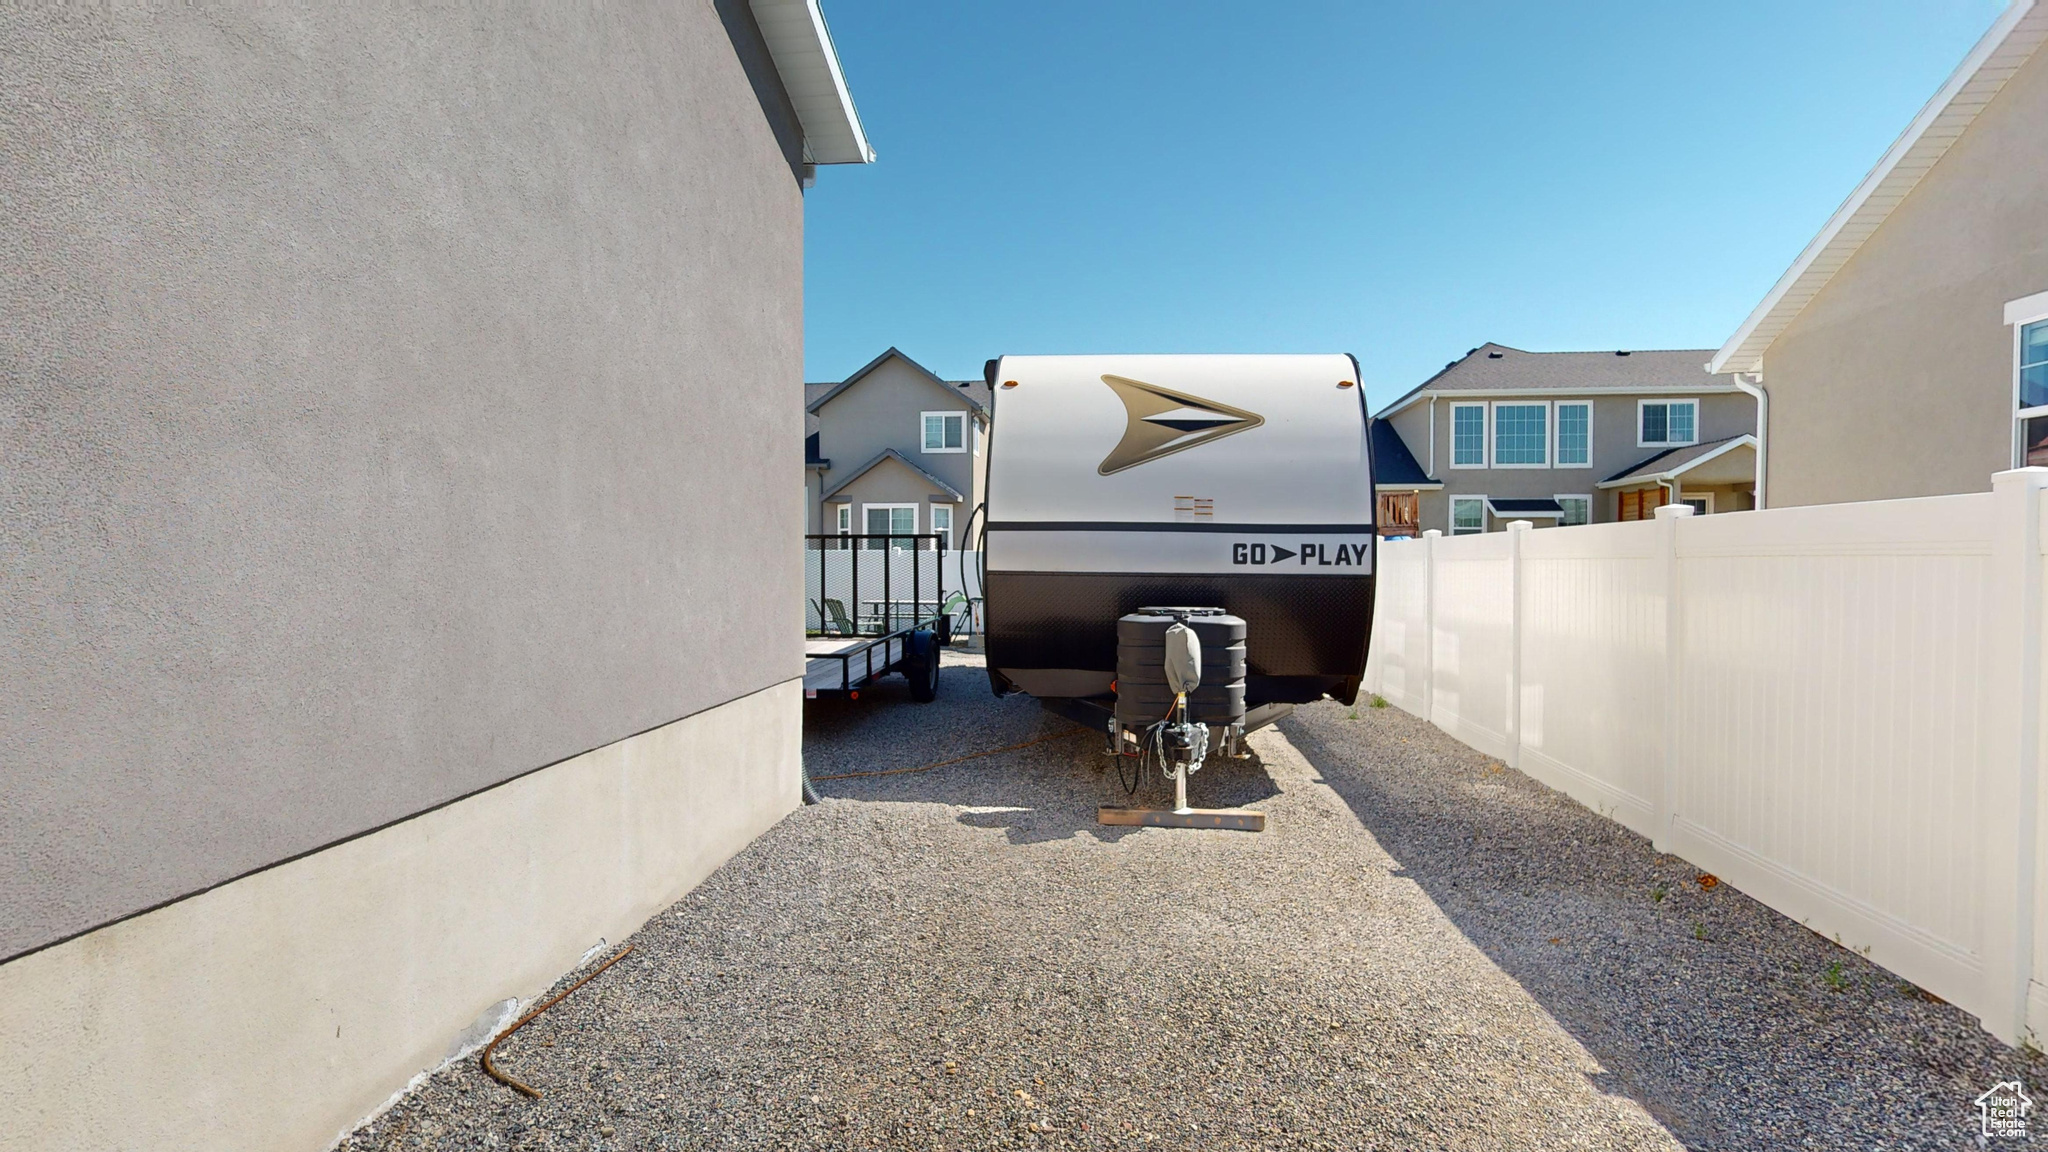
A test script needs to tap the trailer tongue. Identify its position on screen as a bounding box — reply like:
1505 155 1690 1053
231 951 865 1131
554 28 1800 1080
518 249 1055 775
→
978 354 1377 827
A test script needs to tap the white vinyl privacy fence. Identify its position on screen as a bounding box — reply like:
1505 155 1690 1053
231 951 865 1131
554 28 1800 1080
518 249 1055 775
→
1362 469 2048 1046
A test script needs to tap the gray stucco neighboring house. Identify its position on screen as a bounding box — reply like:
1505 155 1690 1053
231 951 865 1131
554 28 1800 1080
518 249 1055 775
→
1709 2 2048 508
1374 344 1758 534
0 3 870 1148
806 347 989 547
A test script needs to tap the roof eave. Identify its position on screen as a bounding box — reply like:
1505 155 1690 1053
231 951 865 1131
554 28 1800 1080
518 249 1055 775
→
1709 0 2046 375
820 448 966 503
1596 435 1759 488
1380 383 1741 417
750 0 876 166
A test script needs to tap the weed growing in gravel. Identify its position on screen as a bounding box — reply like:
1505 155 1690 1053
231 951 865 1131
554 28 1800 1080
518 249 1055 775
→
1692 920 1709 941
1824 960 1849 991
1652 884 1668 903
1348 707 1359 720
1370 695 1389 708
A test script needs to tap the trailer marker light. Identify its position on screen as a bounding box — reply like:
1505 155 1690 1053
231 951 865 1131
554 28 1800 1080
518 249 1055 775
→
1001 380 1019 388
1337 380 1355 388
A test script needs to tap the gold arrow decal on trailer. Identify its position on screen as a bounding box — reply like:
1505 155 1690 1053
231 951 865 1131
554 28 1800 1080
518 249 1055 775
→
1097 375 1264 475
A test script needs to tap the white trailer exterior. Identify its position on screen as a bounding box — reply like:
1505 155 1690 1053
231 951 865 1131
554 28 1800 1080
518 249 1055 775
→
981 354 1377 705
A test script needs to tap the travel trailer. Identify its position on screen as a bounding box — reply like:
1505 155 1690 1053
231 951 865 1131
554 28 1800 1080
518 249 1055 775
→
978 354 1378 766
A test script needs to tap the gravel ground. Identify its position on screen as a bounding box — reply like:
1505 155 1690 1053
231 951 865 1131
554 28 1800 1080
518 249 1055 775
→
343 651 2043 1150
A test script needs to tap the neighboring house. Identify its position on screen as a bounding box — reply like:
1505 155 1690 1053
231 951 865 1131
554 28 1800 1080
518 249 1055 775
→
807 347 990 548
0 4 870 1150
1368 418 1439 537
1373 344 1758 534
1709 2 2048 507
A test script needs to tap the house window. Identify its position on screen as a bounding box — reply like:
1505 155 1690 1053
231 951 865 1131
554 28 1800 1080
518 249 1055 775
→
2017 316 2048 466
1681 491 1714 515
1638 400 1698 447
1450 495 1486 535
864 503 916 549
1493 403 1548 466
1556 403 1591 466
1451 404 1486 467
930 504 953 545
1555 494 1591 526
834 504 851 535
922 411 966 453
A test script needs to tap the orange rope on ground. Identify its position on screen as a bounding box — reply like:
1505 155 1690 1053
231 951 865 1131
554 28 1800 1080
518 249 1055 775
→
481 944 635 1099
809 726 1089 782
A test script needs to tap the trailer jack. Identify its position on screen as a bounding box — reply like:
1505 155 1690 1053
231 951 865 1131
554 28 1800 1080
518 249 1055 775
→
1097 626 1265 832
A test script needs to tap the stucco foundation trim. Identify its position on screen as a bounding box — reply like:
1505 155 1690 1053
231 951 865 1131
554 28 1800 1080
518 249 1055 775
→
0 679 801 1152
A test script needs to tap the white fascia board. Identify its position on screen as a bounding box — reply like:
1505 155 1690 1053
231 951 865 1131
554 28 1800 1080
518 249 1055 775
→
1595 435 1759 489
1374 483 1445 492
1377 384 1740 420
750 0 875 164
1710 1 2046 374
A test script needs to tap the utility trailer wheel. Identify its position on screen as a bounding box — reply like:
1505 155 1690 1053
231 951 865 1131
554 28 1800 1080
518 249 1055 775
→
906 629 940 703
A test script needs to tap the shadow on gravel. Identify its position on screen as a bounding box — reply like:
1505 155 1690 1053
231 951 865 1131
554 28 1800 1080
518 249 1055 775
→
1277 705 2047 1152
803 655 1282 844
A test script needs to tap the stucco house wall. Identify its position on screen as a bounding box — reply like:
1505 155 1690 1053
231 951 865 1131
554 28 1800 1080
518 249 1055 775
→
0 3 840 1147
1759 43 2048 507
826 456 965 535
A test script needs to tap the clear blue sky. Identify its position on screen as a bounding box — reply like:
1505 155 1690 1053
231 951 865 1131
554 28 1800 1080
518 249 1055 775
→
803 2 2003 412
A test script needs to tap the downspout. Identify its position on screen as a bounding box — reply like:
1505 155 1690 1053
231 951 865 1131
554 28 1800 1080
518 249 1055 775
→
1728 370 1768 509
1427 395 1436 478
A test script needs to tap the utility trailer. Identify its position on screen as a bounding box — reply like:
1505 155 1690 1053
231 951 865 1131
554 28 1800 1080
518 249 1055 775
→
803 532 951 702
976 354 1376 824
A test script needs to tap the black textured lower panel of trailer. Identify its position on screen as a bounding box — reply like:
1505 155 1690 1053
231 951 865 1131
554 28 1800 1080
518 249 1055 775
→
984 571 1373 688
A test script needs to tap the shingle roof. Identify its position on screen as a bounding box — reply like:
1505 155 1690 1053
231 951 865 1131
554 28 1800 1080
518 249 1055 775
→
1599 435 1757 487
820 448 966 503
807 347 990 416
1377 343 1727 418
1370 419 1438 488
952 378 993 412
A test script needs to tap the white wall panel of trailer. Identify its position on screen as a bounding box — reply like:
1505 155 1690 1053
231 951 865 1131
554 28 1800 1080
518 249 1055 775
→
1364 472 2048 1047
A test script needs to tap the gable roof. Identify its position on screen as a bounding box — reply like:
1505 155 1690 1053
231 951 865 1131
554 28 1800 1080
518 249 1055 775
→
1710 2 2048 374
1598 435 1758 488
1377 343 1729 418
1370 419 1439 488
749 0 875 165
819 448 966 502
807 347 990 416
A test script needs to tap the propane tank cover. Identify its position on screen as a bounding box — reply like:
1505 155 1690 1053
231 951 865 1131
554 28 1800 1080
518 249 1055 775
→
1164 623 1202 695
